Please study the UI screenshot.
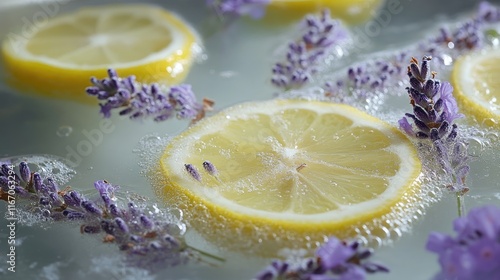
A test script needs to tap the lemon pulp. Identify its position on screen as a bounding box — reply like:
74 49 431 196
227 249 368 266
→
2 4 199 103
452 48 500 128
159 99 422 254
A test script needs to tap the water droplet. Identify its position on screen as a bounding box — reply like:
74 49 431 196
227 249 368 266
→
56 125 73 137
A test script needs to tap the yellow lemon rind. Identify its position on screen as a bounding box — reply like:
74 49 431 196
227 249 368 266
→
452 51 500 128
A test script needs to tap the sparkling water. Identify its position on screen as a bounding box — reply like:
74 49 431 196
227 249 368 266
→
1 0 500 279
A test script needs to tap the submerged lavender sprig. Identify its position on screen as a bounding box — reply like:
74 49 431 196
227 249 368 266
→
272 9 349 90
321 51 410 103
0 161 211 270
255 237 388 280
427 2 500 55
87 69 212 123
398 56 470 195
206 0 270 19
426 205 500 280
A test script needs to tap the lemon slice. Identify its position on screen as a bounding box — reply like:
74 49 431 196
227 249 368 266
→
264 0 384 24
159 99 421 254
1 4 199 103
452 48 500 128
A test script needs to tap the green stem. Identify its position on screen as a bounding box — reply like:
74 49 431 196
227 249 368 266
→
456 193 465 217
188 245 226 266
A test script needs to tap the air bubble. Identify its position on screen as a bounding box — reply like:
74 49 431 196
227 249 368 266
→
468 137 487 157
56 125 73 137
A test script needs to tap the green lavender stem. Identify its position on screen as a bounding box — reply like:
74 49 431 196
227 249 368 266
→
456 193 466 217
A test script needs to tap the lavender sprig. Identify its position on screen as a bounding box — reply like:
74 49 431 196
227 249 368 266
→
272 9 349 90
425 1 500 56
86 69 213 123
0 161 220 270
426 205 500 280
398 56 470 196
323 52 409 102
255 237 388 280
206 0 270 19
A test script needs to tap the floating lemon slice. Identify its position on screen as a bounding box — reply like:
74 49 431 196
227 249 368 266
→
452 48 500 128
159 99 421 254
264 0 384 24
1 4 199 103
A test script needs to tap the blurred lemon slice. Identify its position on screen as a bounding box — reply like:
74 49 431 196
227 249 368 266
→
264 0 384 24
160 99 421 254
452 48 500 128
1 4 199 103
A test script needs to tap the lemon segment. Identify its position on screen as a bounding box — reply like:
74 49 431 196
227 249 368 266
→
159 99 421 254
263 0 384 24
1 4 199 103
452 48 500 128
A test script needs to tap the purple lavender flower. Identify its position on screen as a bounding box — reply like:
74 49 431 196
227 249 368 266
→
433 20 482 51
323 52 408 100
398 56 462 141
206 0 270 19
185 164 202 181
0 161 213 270
272 9 349 90
399 56 470 194
426 205 500 280
202 161 218 176
86 69 207 123
255 237 388 280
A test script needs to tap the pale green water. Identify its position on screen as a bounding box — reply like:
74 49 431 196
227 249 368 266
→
0 0 500 279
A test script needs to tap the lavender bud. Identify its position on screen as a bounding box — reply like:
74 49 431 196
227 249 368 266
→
101 193 111 207
420 57 430 80
0 164 10 176
413 106 430 123
81 200 103 216
48 192 63 207
66 211 85 221
409 63 421 79
139 215 154 229
115 217 129 233
185 164 201 181
63 193 77 207
409 77 423 92
19 162 31 183
109 204 121 217
33 173 42 192
202 161 218 176
69 191 83 206
45 178 59 193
